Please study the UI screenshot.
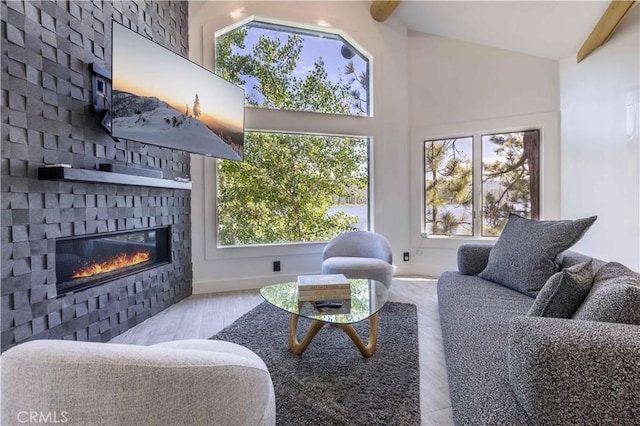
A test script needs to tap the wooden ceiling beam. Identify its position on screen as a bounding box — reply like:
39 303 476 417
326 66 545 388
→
370 1 402 22
577 0 637 63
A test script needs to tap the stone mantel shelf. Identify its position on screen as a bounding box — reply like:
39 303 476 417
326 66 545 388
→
38 167 192 190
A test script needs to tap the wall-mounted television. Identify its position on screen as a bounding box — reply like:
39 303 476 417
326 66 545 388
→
111 22 244 161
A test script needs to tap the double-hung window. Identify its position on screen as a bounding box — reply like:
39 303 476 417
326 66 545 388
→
214 19 372 247
424 129 540 238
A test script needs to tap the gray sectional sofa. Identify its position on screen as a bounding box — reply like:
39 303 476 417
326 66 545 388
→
438 245 640 425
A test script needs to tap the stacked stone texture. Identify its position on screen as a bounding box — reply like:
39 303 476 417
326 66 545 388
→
1 0 192 351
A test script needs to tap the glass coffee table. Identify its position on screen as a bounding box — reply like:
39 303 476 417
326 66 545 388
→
260 279 389 357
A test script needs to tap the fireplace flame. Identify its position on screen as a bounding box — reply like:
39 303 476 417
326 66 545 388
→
72 251 151 279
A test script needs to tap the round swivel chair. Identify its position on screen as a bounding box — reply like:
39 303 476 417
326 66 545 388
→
321 231 394 288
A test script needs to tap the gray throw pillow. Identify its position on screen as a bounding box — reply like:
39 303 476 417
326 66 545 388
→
527 260 594 318
478 214 597 296
573 262 640 325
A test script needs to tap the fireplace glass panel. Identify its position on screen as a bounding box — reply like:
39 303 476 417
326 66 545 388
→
56 226 171 295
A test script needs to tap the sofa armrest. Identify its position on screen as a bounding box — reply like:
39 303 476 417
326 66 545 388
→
508 316 640 425
457 244 493 275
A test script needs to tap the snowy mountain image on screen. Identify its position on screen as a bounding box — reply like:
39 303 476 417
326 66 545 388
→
111 91 241 160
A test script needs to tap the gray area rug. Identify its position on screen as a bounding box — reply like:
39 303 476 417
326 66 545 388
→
211 301 420 426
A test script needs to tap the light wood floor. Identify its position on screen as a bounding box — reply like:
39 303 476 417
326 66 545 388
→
111 277 454 426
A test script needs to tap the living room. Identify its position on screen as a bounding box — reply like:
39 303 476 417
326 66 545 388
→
1 0 639 425
188 0 639 292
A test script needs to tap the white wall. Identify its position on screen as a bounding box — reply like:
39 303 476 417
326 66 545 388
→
188 1 410 292
559 9 640 271
407 32 561 276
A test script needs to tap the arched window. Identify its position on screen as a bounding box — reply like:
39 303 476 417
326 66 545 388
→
216 19 370 116
214 18 372 247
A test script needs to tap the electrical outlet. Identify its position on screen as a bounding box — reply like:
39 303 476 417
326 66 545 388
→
273 261 281 272
403 252 410 261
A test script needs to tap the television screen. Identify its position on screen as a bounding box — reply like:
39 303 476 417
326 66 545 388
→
111 22 244 161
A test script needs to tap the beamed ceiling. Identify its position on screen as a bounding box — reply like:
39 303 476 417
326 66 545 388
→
377 0 637 62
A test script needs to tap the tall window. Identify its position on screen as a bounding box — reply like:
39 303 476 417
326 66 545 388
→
424 130 539 237
215 19 371 247
424 137 473 236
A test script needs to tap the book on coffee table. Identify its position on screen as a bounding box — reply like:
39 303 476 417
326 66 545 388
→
297 274 351 301
297 274 350 289
298 291 352 301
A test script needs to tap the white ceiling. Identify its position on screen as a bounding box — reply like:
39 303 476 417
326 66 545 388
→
395 1 611 60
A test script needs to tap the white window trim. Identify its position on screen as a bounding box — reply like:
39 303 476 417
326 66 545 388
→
202 16 377 260
410 111 560 250
423 134 475 238
202 111 375 261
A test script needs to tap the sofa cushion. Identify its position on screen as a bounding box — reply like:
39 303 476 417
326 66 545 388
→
478 214 597 297
527 260 594 318
573 262 640 325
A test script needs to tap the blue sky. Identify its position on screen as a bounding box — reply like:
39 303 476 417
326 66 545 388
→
226 23 369 113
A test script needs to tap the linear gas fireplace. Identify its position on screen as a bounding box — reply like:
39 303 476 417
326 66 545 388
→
56 226 171 295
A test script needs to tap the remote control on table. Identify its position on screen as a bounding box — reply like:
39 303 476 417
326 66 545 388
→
314 301 342 309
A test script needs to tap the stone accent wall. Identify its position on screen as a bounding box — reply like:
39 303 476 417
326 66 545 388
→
1 0 192 352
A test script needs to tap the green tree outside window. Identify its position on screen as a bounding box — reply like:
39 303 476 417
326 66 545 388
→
423 131 539 238
424 138 473 236
215 22 370 246
482 130 540 236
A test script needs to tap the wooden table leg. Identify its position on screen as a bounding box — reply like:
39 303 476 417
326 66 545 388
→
289 315 325 355
336 312 379 357
289 313 379 357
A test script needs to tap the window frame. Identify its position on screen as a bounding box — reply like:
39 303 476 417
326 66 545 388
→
201 16 375 258
411 112 560 251
202 125 373 260
214 15 374 117
422 129 540 239
423 136 475 237
215 130 372 248
480 129 540 236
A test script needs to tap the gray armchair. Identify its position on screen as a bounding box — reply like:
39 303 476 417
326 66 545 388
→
321 231 394 288
1 339 275 426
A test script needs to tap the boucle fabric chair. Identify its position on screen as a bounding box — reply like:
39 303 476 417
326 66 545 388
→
1 339 275 426
321 231 394 288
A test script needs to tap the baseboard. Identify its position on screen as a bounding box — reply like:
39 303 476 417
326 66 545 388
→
410 263 454 278
193 269 413 294
193 272 318 294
